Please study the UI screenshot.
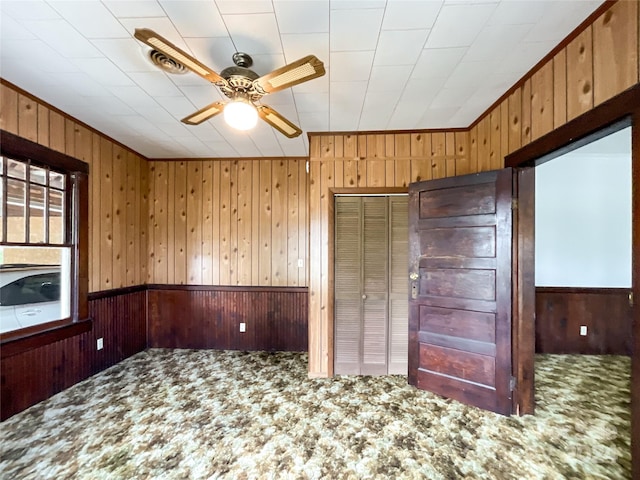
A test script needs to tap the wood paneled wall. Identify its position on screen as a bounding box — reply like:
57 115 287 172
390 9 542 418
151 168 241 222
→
468 0 639 169
0 289 147 420
307 131 470 377
0 80 149 293
306 1 640 377
147 285 308 351
147 159 307 287
536 287 633 355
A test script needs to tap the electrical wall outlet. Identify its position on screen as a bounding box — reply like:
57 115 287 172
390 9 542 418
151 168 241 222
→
297 258 304 268
580 326 587 336
97 337 104 350
240 323 246 333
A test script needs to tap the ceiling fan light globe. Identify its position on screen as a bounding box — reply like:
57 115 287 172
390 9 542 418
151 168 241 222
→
224 100 258 131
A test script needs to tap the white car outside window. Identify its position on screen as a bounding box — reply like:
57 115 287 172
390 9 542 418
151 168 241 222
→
0 266 63 334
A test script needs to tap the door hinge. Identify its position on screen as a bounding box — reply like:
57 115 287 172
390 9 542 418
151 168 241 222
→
511 198 518 210
510 376 517 392
630 291 634 307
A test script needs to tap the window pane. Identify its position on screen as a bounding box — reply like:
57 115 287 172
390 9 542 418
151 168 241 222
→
49 189 65 244
49 171 65 190
30 165 47 186
0 246 71 333
29 184 46 243
7 178 25 243
7 159 26 180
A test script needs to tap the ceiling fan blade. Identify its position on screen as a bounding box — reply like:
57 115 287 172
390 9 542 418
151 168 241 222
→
253 55 325 95
257 105 302 138
182 102 226 125
134 28 226 85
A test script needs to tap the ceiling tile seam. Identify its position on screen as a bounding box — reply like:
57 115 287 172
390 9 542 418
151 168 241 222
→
352 2 388 131
382 3 446 131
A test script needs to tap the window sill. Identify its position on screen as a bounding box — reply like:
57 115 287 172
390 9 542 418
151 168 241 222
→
0 318 92 359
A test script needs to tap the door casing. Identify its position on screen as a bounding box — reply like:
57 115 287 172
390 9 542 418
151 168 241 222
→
506 84 639 476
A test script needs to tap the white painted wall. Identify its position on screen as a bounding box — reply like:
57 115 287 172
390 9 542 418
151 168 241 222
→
535 127 632 287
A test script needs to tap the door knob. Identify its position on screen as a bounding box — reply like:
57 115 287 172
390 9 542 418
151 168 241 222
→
362 294 367 300
409 272 419 280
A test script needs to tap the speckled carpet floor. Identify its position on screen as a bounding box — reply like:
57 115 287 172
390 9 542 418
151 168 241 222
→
0 350 631 480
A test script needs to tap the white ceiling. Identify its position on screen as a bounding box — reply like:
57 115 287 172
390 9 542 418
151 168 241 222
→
0 0 602 159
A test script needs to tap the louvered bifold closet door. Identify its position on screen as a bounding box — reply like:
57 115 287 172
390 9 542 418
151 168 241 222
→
388 197 409 374
361 197 389 375
334 198 363 374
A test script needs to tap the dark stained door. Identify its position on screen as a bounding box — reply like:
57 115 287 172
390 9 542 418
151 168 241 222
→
408 169 513 415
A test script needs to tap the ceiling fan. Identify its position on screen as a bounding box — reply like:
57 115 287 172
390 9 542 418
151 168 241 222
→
134 29 326 138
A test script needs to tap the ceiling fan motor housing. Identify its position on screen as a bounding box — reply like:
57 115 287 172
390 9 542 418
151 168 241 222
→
219 53 264 101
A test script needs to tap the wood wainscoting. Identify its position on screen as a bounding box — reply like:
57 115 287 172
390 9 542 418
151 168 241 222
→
535 287 633 355
147 285 308 352
0 287 147 420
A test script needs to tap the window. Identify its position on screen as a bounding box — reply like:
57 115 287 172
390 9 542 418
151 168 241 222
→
0 130 89 342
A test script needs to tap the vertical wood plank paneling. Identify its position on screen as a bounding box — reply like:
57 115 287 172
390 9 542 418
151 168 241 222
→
308 160 322 375
147 163 156 283
259 160 272 285
320 159 334 376
211 161 221 285
229 160 238 285
567 26 594 121
531 62 554 141
272 159 287 285
508 88 523 153
201 161 214 284
521 78 532 146
499 101 509 166
251 160 260 284
166 162 176 284
454 131 470 175
126 152 137 287
37 104 49 147
64 119 75 158
100 138 113 290
48 111 66 154
237 160 252 285
187 161 203 284
489 108 502 170
593 0 638 106
140 159 148 285
344 159 357 187
553 49 568 129
477 117 491 172
445 132 457 177
219 161 231 284
153 162 168 284
287 160 300 285
410 133 429 182
431 132 446 179
74 124 92 164
111 146 125 289
90 134 101 292
385 134 396 186
171 162 188 284
17 94 38 142
298 159 308 287
0 84 19 133
469 126 478 174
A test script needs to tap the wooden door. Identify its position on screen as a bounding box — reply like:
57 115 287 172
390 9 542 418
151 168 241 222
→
408 169 514 415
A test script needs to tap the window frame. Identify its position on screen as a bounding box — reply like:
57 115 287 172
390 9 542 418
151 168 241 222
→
0 129 90 352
